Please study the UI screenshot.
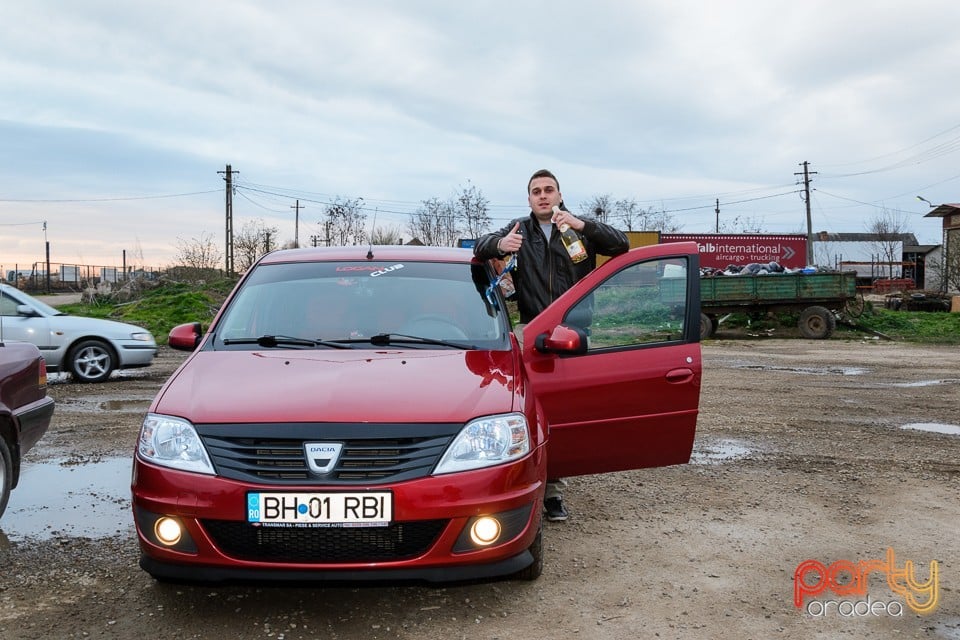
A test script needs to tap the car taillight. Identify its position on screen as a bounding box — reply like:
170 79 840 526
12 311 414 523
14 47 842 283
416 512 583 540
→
38 358 48 388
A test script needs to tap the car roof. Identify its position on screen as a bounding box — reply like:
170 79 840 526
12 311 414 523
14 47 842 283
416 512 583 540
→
258 245 480 265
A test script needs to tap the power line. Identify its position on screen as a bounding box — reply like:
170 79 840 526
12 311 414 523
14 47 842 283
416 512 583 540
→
818 121 960 168
0 189 220 203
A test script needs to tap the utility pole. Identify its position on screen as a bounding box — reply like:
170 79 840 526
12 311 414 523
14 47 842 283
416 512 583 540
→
795 161 817 265
291 200 303 248
218 164 237 275
715 198 720 233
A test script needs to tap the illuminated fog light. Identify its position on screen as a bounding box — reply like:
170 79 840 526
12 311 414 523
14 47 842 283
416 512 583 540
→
470 517 502 546
154 517 183 546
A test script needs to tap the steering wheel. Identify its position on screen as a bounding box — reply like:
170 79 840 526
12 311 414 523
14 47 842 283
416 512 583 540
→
400 314 469 340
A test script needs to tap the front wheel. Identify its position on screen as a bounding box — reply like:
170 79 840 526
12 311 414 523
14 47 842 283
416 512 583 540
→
797 306 836 339
513 526 543 581
68 339 116 383
0 437 13 519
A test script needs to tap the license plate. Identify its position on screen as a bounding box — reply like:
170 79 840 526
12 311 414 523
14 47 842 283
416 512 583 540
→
247 492 392 527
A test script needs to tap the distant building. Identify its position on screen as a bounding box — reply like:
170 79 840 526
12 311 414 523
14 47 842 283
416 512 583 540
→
812 231 939 290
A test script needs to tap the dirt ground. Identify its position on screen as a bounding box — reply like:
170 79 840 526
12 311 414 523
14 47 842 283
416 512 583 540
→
1 336 958 640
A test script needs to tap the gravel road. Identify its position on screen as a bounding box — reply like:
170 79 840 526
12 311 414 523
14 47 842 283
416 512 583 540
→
1 338 958 640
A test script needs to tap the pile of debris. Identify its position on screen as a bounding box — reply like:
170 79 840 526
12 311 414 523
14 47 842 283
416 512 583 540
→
701 262 828 277
884 291 952 312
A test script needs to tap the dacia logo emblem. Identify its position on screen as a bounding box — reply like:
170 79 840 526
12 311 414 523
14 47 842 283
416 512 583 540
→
304 442 344 474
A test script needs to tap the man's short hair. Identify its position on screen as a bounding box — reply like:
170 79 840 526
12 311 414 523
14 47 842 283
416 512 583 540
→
528 169 559 193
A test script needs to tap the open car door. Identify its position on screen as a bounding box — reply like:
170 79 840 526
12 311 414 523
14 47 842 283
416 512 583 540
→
522 241 701 479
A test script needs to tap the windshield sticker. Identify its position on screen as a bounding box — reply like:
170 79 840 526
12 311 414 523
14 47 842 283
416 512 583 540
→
335 264 405 277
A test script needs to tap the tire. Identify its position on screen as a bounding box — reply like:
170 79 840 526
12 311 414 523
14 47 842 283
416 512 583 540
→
699 313 716 340
68 339 116 383
845 293 866 318
0 437 13 520
797 306 836 339
513 526 543 581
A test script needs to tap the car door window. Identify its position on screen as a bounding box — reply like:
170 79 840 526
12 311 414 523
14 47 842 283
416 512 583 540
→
1 291 21 316
564 257 689 350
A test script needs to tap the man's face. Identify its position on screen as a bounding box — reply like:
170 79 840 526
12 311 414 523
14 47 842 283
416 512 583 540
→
528 177 562 220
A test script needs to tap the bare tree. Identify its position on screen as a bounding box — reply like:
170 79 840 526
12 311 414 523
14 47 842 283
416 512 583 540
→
323 197 367 246
371 226 403 245
407 197 459 246
867 208 910 279
171 232 223 283
452 181 491 240
173 232 222 271
234 218 281 273
926 231 960 292
718 214 767 234
578 195 613 224
580 195 680 232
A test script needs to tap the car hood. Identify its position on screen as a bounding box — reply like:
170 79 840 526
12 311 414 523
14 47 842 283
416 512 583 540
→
153 348 519 424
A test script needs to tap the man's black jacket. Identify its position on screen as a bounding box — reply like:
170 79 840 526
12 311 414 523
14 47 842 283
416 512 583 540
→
474 212 629 323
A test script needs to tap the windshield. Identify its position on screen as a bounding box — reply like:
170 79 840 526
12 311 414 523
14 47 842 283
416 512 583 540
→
211 260 509 350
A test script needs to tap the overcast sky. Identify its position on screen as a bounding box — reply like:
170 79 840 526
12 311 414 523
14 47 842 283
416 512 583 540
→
2 0 959 271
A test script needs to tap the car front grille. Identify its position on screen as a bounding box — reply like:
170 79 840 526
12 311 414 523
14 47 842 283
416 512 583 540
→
202 519 448 563
195 422 460 485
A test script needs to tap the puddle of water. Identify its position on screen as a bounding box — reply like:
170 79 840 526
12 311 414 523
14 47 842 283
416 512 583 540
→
55 395 152 413
932 617 960 640
0 457 133 541
901 423 960 436
732 364 868 376
886 379 960 388
47 368 154 385
691 439 753 465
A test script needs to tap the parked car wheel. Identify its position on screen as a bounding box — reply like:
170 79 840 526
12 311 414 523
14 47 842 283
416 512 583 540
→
68 339 116 383
797 306 836 340
0 437 12 519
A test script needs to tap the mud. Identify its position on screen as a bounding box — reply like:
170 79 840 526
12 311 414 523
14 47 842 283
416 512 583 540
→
1 339 958 640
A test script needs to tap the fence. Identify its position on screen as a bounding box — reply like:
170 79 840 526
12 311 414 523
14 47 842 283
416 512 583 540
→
2 262 164 293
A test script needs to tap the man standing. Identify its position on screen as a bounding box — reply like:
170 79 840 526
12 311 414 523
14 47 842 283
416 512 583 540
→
473 169 629 521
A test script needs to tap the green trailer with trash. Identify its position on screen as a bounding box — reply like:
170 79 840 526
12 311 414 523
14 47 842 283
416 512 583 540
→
695 271 860 339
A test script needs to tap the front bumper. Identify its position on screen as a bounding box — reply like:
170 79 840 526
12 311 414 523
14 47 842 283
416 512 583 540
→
132 449 544 583
118 343 157 368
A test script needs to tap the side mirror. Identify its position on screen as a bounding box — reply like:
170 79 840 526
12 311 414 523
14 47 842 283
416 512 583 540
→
16 304 41 317
534 325 588 355
168 322 203 352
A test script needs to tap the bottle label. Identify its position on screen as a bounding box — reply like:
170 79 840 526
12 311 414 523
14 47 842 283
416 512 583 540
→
566 240 587 263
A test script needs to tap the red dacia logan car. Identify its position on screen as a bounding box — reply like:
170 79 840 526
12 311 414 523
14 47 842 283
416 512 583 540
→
132 243 701 582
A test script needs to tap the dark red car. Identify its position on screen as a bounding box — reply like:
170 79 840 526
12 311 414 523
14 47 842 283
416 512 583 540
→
0 340 56 519
132 243 701 582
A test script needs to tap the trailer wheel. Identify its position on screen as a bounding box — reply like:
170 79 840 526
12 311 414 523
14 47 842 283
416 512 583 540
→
699 313 716 339
797 306 836 339
844 292 866 318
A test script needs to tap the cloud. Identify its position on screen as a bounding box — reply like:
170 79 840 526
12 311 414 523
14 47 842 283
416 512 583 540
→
2 0 959 271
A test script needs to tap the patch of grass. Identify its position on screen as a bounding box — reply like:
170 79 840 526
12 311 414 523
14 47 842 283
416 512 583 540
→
838 307 960 344
56 278 237 344
712 303 960 344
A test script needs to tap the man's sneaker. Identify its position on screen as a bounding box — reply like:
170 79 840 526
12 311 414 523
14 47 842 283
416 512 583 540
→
544 497 568 522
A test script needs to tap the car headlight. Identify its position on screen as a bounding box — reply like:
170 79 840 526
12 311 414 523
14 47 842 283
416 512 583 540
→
131 332 154 342
434 413 530 475
138 413 215 475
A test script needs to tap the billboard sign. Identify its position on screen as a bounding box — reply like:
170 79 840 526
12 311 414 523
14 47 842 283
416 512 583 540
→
661 234 808 269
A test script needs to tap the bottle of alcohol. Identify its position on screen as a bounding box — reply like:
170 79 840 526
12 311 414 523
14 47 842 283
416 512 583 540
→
552 206 587 263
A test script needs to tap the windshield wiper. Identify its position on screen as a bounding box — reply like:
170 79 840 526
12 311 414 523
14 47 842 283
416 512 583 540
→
221 335 356 349
367 333 477 350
